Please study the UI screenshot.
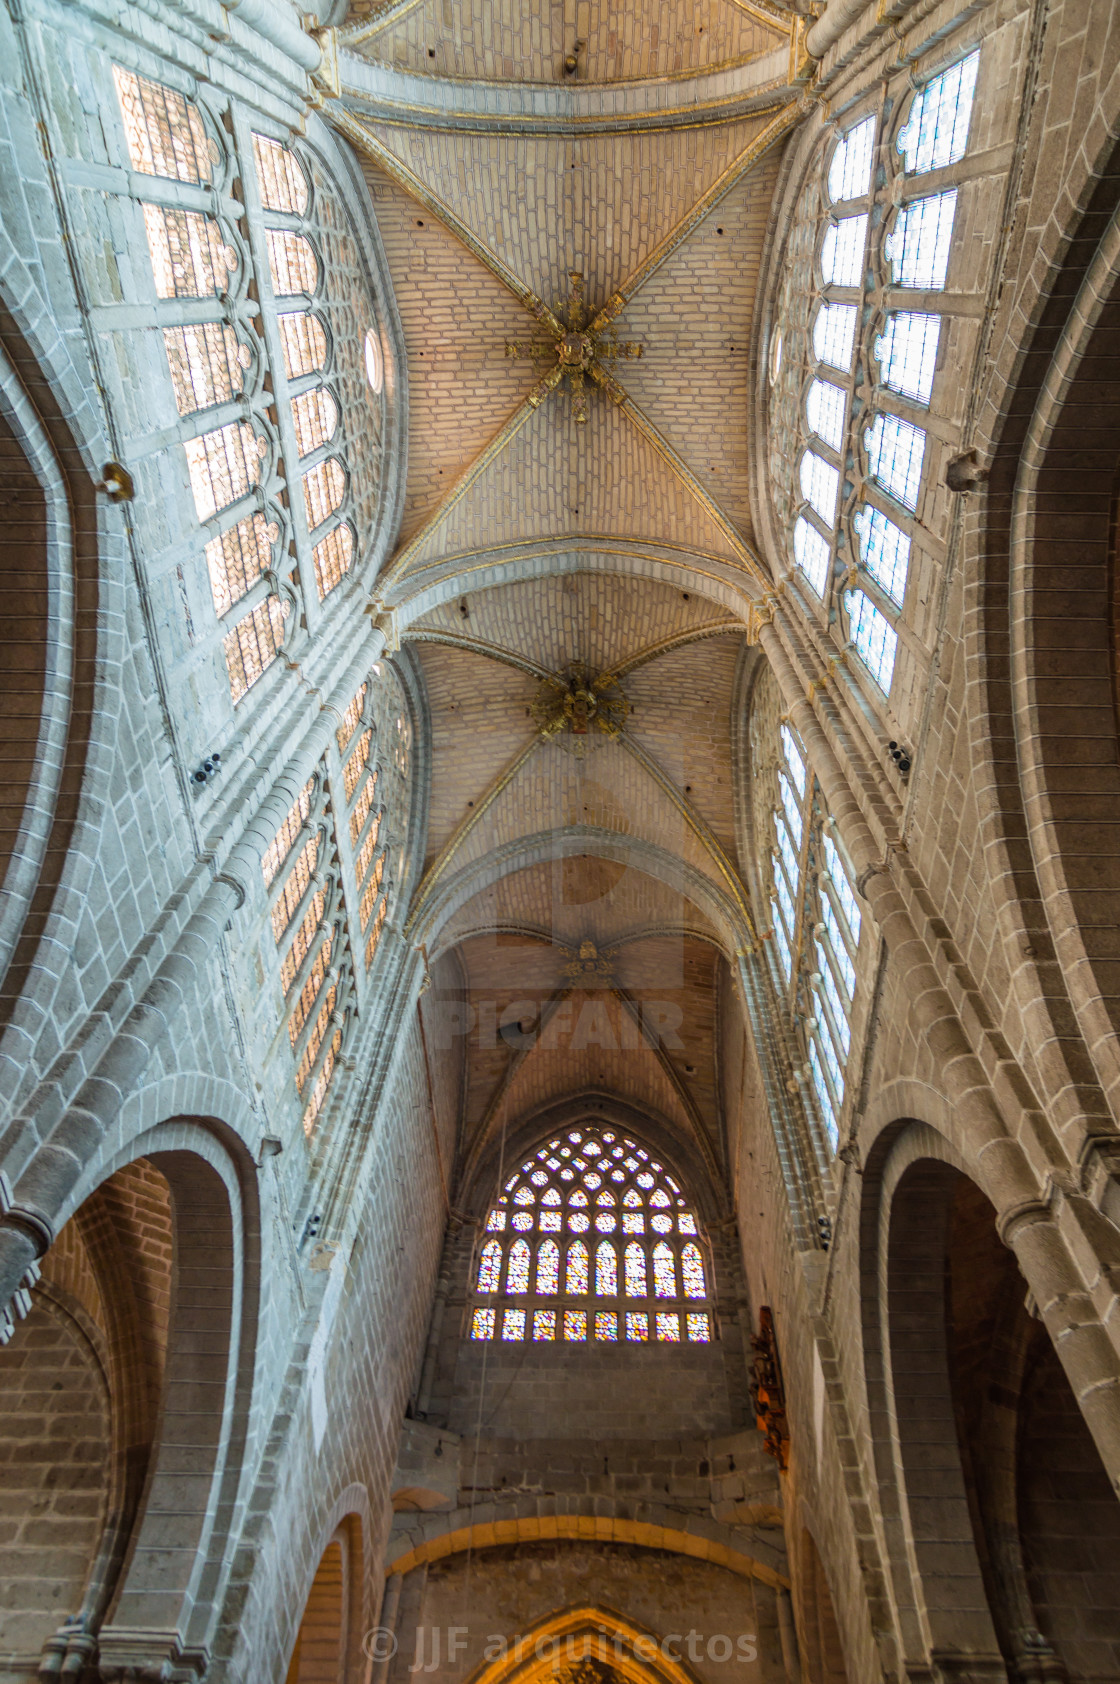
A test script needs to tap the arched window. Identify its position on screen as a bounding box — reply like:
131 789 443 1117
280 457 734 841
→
786 50 980 701
470 1126 714 1345
752 687 863 1151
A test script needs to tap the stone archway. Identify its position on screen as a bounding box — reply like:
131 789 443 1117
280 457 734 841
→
879 1148 1120 1683
0 1146 241 1680
285 1519 364 1684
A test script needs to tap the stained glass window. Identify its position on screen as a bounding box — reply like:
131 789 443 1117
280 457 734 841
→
681 1243 707 1298
653 1243 676 1298
687 1313 711 1343
537 1240 559 1295
477 1239 502 1293
507 1238 531 1293
828 115 876 202
470 1127 713 1342
793 517 831 597
596 1241 617 1296
567 1240 589 1295
472 1307 495 1340
656 1313 681 1343
564 1309 587 1341
624 1242 647 1296
502 1308 526 1341
898 51 979 174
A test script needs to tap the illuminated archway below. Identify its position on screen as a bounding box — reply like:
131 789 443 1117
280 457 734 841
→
465 1605 722 1684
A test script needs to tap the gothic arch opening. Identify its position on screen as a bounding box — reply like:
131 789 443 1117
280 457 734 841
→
883 1154 1120 1682
794 1529 847 1684
285 1518 363 1684
0 1145 241 1677
0 1155 173 1671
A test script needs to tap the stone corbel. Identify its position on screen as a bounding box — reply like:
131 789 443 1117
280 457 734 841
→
308 24 341 99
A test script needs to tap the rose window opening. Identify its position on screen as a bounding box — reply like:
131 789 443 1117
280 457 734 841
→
469 1126 714 1346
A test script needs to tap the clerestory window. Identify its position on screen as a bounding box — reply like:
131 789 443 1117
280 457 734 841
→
470 1126 714 1346
783 49 980 703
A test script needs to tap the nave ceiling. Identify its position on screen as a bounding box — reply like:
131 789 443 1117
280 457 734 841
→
333 0 803 1196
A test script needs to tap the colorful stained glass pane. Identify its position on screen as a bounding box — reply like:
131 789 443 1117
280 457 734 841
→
471 1307 495 1340
624 1242 647 1296
687 1313 711 1343
623 1188 642 1206
653 1243 677 1298
595 1311 618 1341
531 1169 548 1185
626 1312 649 1342
596 1242 618 1296
569 1212 589 1232
567 1241 589 1294
502 1308 526 1340
651 1214 673 1233
514 1186 534 1205
682 1243 707 1299
477 1239 502 1292
486 1210 506 1231
533 1309 557 1341
512 1212 532 1231
596 1189 615 1205
570 1188 588 1206
564 1309 587 1341
623 1213 645 1234
656 1312 681 1342
542 1187 561 1204
537 1240 559 1295
540 1210 561 1231
507 1238 531 1293
651 1188 670 1207
679 1213 697 1235
595 1213 617 1233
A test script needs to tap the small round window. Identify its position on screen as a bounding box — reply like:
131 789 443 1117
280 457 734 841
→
364 328 383 394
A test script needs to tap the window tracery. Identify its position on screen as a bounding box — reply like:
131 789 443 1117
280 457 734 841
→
774 50 980 704
114 68 212 184
470 1127 714 1344
752 685 863 1151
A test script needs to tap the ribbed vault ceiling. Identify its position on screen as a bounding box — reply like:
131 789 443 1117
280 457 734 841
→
334 0 801 1192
